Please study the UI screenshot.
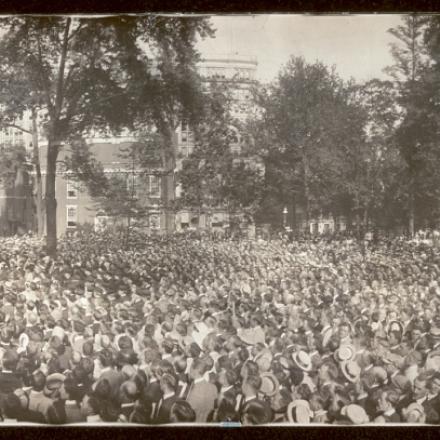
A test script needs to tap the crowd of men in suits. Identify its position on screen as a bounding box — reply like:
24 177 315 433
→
0 230 437 424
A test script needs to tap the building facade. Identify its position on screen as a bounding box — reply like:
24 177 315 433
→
174 55 261 232
39 140 165 237
30 54 261 237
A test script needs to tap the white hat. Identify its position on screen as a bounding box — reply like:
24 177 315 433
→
340 404 369 424
292 350 312 372
334 345 355 363
341 361 361 383
52 326 65 341
287 400 313 424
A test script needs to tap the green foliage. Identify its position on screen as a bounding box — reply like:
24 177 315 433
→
0 16 214 249
176 80 264 218
0 144 28 188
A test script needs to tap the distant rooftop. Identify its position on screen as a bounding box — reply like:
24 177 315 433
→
199 53 258 66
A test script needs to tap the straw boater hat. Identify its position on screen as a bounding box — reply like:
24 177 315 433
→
286 400 313 424
429 327 440 339
334 345 355 363
340 404 369 424
259 372 280 398
292 350 312 372
341 361 361 383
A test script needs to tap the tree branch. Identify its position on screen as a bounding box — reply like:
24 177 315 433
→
36 33 55 120
0 122 32 135
54 17 72 120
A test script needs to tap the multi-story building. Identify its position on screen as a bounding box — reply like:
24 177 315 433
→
174 55 261 232
0 110 36 236
38 138 165 237
32 54 261 237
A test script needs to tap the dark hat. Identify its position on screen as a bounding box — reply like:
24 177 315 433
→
73 320 86 334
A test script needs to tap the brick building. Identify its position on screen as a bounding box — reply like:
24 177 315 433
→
28 54 262 237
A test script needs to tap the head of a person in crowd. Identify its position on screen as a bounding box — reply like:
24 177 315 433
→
186 342 202 360
292 383 313 403
428 372 440 396
99 400 121 422
240 360 259 381
62 376 81 402
413 375 428 400
338 322 352 341
98 349 114 370
375 387 399 415
340 404 369 425
2 393 22 421
119 380 139 403
388 330 402 348
44 373 66 399
218 367 237 389
188 357 206 382
160 373 177 396
402 403 426 423
241 400 272 425
161 338 175 357
216 393 239 422
93 378 112 401
241 374 262 399
13 389 30 411
225 335 243 352
176 323 187 337
2 349 18 372
31 370 46 392
169 400 196 423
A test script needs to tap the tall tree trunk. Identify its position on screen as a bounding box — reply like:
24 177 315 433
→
292 194 297 232
409 175 415 237
363 206 368 232
31 108 44 237
45 139 58 255
302 152 310 235
161 131 177 234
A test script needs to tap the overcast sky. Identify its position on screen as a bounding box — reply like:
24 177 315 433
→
197 14 404 84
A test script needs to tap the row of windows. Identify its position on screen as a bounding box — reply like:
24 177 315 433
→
66 175 161 199
66 206 161 230
310 222 347 233
202 67 254 81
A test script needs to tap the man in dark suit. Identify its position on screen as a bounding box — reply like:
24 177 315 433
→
95 349 124 401
142 359 163 423
0 350 23 395
422 372 440 424
154 373 179 424
237 374 263 416
216 367 239 408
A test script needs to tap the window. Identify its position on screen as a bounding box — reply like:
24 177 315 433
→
66 205 78 228
149 214 160 230
126 174 141 198
180 119 194 157
149 175 161 198
67 179 78 199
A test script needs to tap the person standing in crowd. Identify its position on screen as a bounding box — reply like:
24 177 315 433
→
186 357 217 422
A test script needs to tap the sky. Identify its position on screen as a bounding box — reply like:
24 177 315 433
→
197 14 404 84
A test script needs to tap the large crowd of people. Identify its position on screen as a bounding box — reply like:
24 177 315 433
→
0 229 437 425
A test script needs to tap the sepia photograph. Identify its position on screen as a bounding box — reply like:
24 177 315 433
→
0 13 437 427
